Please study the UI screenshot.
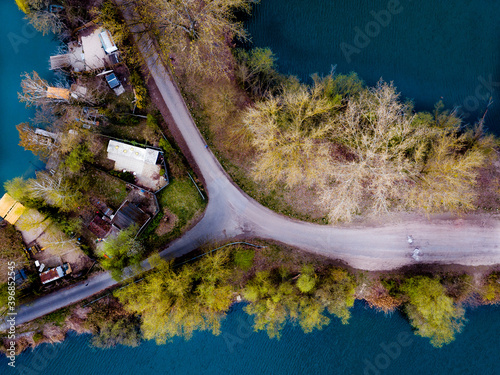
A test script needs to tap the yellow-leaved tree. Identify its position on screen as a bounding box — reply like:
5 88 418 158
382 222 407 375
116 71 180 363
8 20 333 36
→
115 251 233 344
401 276 466 347
244 75 496 222
243 77 343 189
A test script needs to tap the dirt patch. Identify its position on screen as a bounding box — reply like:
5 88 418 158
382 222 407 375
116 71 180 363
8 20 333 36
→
281 185 328 221
15 210 92 274
155 207 178 236
64 306 92 334
475 153 500 211
33 248 93 275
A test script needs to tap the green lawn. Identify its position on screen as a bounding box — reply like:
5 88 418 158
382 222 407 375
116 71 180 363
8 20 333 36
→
158 178 205 224
141 177 206 249
87 171 128 208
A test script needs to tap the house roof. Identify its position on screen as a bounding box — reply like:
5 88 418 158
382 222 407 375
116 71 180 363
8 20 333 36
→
0 193 16 218
0 194 26 225
40 266 65 284
34 128 59 140
88 215 112 238
47 87 70 101
4 203 26 225
111 201 149 230
99 29 118 54
107 140 159 165
89 197 113 216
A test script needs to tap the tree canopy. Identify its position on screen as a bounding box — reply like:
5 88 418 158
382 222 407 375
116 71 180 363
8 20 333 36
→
243 75 496 221
134 0 255 77
63 143 94 173
243 266 357 338
16 122 57 160
84 297 141 349
17 0 65 35
99 226 145 280
27 172 82 212
401 276 466 348
115 251 234 344
18 71 68 107
0 223 27 283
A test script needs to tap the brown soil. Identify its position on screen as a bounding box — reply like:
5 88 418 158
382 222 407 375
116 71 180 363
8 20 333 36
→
32 248 92 275
475 152 500 211
155 207 178 236
281 185 328 221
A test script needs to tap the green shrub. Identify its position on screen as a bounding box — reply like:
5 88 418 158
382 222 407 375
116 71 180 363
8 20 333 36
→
99 226 144 280
32 332 43 343
64 144 94 173
109 170 135 183
297 265 316 293
234 248 255 271
401 276 466 347
159 138 175 156
40 308 69 326
130 71 148 109
483 272 500 303
146 114 159 130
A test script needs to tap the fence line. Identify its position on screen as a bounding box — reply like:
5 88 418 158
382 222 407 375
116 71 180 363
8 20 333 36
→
81 242 265 306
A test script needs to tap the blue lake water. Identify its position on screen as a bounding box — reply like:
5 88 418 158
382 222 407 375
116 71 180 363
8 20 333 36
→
0 1 60 194
1 302 500 374
246 0 500 134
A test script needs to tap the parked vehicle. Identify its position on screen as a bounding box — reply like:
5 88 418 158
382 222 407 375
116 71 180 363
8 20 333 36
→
24 248 33 260
105 73 120 89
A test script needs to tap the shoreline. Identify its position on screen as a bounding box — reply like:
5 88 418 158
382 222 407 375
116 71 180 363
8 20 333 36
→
2 240 499 350
2 283 499 358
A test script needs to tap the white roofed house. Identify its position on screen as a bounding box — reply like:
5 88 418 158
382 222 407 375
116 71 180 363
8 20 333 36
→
106 140 168 191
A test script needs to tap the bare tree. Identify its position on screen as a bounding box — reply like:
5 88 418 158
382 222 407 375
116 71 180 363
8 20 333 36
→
28 172 81 212
135 0 254 77
16 122 58 160
18 71 69 107
245 77 495 222
17 0 65 35
407 132 491 213
243 79 341 188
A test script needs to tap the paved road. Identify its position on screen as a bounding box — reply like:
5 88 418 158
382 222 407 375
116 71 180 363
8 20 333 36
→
2 1 499 330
